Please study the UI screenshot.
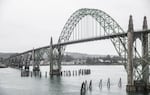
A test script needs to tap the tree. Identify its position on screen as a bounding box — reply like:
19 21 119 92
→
63 55 74 62
86 57 93 65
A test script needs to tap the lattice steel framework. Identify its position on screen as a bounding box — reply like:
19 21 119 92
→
58 8 127 66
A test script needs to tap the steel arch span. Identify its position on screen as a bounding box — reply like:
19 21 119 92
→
4 8 131 74
58 8 127 62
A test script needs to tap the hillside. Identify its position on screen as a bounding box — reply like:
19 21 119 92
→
0 53 16 58
65 52 115 59
0 52 117 59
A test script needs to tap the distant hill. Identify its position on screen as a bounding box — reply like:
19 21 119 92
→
64 52 114 59
0 51 117 59
0 53 16 59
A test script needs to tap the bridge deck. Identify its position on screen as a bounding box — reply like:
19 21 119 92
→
8 30 150 58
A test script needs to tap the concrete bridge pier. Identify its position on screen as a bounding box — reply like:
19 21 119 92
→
126 15 135 92
18 57 23 69
142 16 149 90
49 37 61 76
126 16 150 92
49 37 53 75
24 60 30 71
32 48 40 72
57 47 62 75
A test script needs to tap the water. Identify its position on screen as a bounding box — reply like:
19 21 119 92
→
0 65 148 95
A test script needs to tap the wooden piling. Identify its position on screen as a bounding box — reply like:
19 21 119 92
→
107 78 110 89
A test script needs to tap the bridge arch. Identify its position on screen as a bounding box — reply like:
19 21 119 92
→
58 8 127 59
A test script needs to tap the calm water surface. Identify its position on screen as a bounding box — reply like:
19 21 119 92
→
0 65 149 95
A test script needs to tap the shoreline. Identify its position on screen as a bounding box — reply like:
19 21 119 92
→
39 64 124 66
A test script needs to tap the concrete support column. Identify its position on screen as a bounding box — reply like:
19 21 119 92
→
32 48 35 69
57 40 62 74
57 47 62 74
32 48 40 72
126 15 135 91
49 37 53 75
142 16 149 84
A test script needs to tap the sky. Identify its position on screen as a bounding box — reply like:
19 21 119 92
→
0 0 150 55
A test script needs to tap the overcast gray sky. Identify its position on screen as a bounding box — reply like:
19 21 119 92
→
0 0 150 55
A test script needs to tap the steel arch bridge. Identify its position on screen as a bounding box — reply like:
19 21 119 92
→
6 8 128 70
4 8 150 89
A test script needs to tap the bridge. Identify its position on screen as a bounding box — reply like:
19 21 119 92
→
3 8 150 92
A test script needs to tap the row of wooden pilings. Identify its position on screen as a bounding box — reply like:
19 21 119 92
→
80 78 122 95
21 70 42 77
21 69 91 78
61 69 91 76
